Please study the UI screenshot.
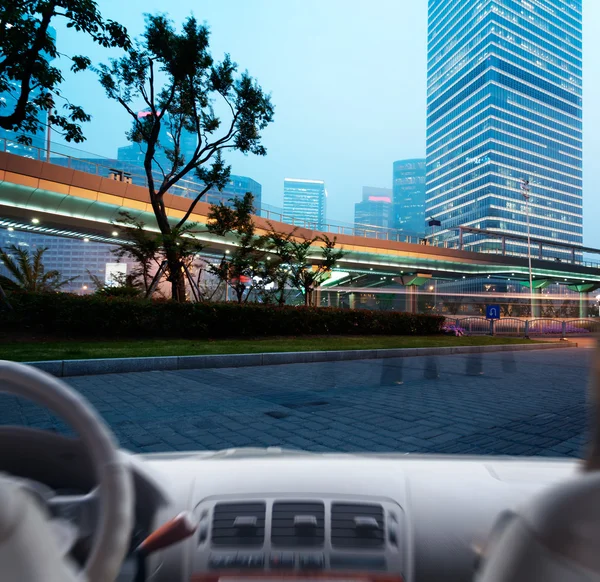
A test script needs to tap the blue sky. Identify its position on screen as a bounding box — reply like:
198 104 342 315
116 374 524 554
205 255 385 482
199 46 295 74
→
53 1 600 244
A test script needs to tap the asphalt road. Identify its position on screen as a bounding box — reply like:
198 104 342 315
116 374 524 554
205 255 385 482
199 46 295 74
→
1 346 592 457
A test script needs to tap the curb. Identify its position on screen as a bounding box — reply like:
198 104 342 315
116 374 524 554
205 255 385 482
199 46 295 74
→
24 341 577 378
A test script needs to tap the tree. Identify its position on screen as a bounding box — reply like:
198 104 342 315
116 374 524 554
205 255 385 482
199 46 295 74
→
111 211 204 299
98 14 274 301
266 228 345 307
206 193 269 304
0 0 129 143
0 244 77 291
111 212 164 297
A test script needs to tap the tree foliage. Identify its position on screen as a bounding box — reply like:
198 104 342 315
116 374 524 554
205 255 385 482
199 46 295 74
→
98 14 274 301
205 195 344 306
111 211 203 299
206 193 270 303
0 244 77 291
0 0 129 143
265 228 345 306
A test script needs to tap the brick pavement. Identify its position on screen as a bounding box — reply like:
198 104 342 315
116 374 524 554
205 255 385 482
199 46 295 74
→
1 347 592 458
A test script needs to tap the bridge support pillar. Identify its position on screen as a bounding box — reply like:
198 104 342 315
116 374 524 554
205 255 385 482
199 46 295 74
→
567 283 600 319
394 274 432 314
348 293 356 310
532 287 541 318
521 279 551 318
405 285 418 314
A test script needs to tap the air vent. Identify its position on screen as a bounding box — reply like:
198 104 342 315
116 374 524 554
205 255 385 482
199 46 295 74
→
331 503 384 549
271 501 325 547
212 502 266 547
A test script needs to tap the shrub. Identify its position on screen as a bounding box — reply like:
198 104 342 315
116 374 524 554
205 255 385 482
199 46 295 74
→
0 292 445 339
95 286 142 299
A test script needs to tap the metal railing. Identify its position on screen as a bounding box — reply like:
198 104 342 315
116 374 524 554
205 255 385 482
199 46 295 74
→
0 137 597 266
449 316 600 337
0 137 432 244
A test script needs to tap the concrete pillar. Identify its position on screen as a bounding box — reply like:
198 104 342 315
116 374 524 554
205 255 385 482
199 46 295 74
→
580 292 588 318
314 288 322 307
532 286 541 318
349 293 356 310
567 284 599 319
406 285 418 313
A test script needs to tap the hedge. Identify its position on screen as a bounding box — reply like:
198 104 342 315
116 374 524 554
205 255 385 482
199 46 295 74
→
0 292 445 339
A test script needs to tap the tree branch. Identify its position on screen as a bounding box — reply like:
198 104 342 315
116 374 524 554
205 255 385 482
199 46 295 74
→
174 183 213 229
0 1 57 129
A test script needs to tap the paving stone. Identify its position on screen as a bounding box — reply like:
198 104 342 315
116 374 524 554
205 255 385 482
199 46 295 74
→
2 348 591 457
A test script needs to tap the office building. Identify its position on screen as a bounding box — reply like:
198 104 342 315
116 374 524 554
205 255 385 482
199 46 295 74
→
392 159 426 235
0 228 119 293
426 0 582 257
355 187 392 231
50 152 263 212
117 110 197 171
283 179 327 229
204 175 262 212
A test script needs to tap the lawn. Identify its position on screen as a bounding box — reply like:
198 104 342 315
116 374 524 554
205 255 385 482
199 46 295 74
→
0 335 536 362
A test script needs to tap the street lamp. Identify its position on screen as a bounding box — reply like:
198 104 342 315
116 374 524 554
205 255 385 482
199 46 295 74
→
520 178 534 318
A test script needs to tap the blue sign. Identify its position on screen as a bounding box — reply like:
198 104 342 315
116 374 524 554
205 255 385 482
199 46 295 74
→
486 305 501 320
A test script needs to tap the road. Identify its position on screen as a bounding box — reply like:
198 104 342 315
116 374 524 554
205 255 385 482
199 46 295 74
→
1 346 592 457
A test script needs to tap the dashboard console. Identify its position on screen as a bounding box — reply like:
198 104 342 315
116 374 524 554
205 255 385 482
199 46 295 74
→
192 496 405 576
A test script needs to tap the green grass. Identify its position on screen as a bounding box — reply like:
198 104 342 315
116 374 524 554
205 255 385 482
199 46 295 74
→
0 335 537 362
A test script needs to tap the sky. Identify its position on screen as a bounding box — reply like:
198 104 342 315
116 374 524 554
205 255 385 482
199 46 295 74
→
52 0 600 244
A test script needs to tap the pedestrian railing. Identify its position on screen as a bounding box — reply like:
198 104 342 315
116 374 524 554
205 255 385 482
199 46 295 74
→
451 317 599 337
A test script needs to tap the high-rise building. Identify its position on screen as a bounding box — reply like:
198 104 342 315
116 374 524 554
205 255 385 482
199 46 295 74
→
204 175 262 212
426 0 582 257
283 179 327 229
392 159 426 235
355 187 392 231
117 110 198 171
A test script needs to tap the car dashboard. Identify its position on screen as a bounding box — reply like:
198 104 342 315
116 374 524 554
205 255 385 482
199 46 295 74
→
0 428 579 582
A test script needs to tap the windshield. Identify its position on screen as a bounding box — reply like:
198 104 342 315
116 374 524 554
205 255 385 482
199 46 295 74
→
0 0 595 462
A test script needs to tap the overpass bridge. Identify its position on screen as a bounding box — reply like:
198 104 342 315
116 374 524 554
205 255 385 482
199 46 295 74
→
0 148 598 311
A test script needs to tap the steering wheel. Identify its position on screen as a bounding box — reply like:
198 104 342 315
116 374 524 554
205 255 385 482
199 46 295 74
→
0 360 134 582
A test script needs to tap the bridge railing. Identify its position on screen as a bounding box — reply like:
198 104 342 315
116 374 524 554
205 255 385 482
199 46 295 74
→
0 137 596 265
0 137 434 245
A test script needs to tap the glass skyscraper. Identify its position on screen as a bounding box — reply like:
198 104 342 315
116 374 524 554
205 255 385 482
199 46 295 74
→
355 187 392 230
426 0 582 257
392 159 426 235
283 179 327 229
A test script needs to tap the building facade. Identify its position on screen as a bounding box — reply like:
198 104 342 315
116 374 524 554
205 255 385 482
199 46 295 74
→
426 0 583 258
354 187 392 231
392 159 426 235
203 175 262 211
117 110 198 171
283 179 327 229
0 228 119 293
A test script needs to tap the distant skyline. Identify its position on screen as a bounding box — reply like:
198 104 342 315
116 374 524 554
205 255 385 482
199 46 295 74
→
50 1 600 245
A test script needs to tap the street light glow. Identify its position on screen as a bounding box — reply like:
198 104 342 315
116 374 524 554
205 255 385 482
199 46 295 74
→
31 218 39 224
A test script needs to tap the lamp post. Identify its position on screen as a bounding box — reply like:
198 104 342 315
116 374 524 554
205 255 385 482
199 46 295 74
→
520 178 534 318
